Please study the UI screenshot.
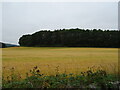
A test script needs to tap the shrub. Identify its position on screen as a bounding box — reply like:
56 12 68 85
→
2 66 119 89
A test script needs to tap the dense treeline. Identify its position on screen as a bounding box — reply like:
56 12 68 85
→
0 42 6 48
19 29 119 48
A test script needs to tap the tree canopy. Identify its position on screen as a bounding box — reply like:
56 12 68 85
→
0 42 6 48
19 28 119 48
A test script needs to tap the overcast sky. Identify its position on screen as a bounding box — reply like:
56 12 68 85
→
2 2 118 44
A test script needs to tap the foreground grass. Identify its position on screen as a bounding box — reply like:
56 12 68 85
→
2 47 118 78
2 66 119 89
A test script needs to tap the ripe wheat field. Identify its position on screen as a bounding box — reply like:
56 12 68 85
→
2 47 118 78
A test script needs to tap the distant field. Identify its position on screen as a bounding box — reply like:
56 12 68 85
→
2 47 118 78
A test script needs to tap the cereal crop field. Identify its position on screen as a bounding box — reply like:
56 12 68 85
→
2 47 118 78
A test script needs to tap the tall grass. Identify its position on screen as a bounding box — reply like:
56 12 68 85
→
2 65 119 89
2 47 118 88
2 47 118 78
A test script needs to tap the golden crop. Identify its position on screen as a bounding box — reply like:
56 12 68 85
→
2 47 118 78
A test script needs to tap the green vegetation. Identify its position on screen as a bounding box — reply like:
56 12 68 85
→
2 66 119 89
0 42 6 48
2 47 118 89
19 29 119 48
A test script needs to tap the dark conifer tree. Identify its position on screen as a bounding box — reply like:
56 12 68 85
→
19 29 119 48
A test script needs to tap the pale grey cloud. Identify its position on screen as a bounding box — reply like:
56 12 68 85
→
2 2 118 44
